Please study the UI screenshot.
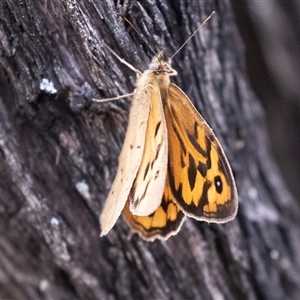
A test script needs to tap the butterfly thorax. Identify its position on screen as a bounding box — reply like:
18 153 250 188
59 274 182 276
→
137 51 178 101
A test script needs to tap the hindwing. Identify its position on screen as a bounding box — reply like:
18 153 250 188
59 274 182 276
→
123 175 185 240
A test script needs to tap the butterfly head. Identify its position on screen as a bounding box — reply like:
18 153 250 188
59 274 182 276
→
149 51 177 77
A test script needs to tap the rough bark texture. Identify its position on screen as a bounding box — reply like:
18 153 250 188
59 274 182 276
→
1 0 300 299
232 0 300 204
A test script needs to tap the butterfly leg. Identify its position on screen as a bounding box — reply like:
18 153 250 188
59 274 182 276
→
102 40 142 76
93 92 135 103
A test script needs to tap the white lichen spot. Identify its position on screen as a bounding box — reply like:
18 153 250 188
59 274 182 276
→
248 187 258 199
39 279 50 292
40 78 57 94
50 217 60 226
76 180 91 200
270 249 280 260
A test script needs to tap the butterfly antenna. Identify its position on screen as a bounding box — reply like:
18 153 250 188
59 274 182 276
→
169 11 215 61
121 15 157 56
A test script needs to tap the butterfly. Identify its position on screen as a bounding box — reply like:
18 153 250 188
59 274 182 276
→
97 13 238 241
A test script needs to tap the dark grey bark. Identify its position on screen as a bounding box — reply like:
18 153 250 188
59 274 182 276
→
1 0 300 299
232 0 300 204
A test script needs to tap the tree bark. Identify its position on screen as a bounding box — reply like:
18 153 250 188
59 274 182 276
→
1 0 300 299
232 0 300 207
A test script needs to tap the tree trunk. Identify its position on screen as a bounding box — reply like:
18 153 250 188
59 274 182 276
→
1 0 300 299
232 0 300 206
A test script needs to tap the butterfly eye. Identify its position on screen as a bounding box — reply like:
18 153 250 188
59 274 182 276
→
149 62 159 70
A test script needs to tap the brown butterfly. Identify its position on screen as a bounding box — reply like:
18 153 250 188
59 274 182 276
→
96 12 238 241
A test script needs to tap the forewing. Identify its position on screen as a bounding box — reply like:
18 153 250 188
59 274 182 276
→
129 83 168 216
123 176 185 241
164 84 238 223
100 88 150 236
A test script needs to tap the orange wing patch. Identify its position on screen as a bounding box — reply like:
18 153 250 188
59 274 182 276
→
123 176 185 241
163 84 238 223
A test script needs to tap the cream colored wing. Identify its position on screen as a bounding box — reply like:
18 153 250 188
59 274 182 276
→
129 82 168 216
100 87 150 236
164 83 238 223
